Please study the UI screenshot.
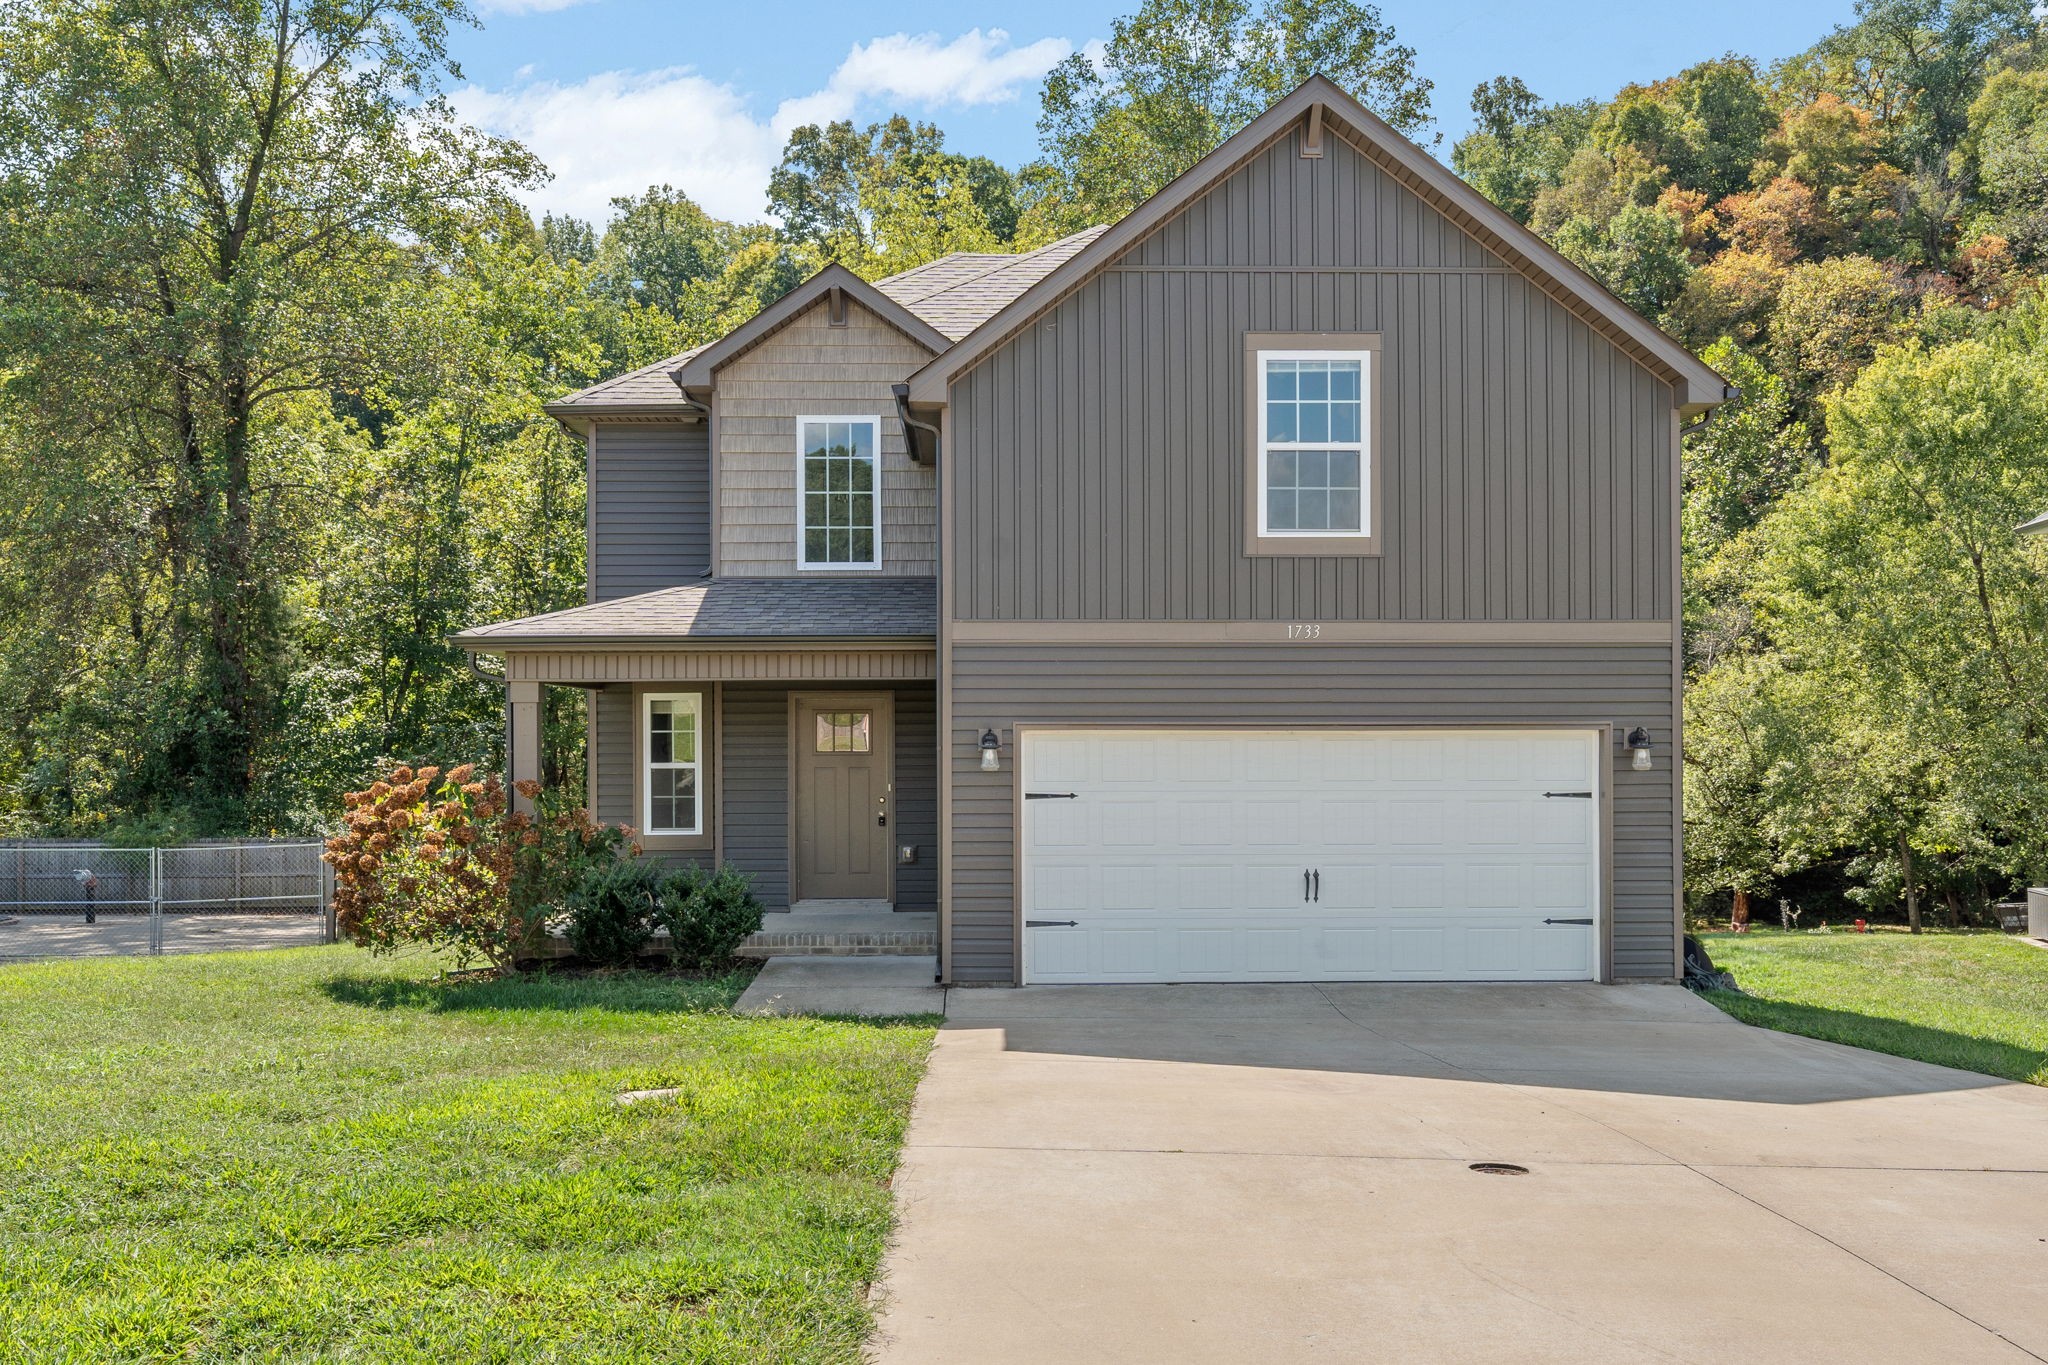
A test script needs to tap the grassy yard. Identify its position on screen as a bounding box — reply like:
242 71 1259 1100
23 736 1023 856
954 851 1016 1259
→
0 947 937 1363
1700 929 2048 1086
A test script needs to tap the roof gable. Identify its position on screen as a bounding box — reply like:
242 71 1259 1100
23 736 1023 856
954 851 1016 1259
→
906 75 1728 412
672 263 951 391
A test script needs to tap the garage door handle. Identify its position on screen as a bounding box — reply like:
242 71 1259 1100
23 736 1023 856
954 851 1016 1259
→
1313 869 1320 902
1027 919 1078 928
1543 791 1593 799
1542 917 1594 926
1303 870 1311 903
1025 792 1078 800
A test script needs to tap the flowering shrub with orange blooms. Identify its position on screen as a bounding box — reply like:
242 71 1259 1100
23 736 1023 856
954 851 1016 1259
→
325 764 632 972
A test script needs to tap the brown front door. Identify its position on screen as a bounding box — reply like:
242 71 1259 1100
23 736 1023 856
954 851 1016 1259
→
793 693 893 902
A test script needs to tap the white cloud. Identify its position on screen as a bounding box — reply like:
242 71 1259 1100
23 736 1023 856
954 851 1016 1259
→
455 28 1073 227
474 0 597 14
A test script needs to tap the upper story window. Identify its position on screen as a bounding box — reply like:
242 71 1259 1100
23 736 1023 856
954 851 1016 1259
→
798 416 881 570
1245 336 1380 556
643 692 702 835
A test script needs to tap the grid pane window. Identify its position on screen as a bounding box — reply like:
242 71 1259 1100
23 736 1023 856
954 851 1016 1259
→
814 710 873 753
645 695 700 834
1260 354 1368 537
800 418 878 567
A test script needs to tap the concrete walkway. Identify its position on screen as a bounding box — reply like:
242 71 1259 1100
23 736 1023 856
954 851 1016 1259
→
870 983 2048 1364
733 955 944 1016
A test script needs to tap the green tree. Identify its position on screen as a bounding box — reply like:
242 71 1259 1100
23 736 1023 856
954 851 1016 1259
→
1768 255 1909 410
769 116 1018 273
1452 79 1597 221
1552 202 1694 318
1034 0 1434 225
0 0 536 832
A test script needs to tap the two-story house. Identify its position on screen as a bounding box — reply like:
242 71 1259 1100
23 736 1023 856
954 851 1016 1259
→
455 76 1728 987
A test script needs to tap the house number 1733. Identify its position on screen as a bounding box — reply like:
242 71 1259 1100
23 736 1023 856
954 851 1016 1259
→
1287 623 1322 639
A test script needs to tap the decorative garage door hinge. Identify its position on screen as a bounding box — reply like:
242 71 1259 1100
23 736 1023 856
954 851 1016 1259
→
1027 919 1079 927
1542 917 1594 926
1025 792 1079 800
1542 791 1593 798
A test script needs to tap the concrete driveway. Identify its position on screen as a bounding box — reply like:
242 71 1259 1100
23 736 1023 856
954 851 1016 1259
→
870 983 2048 1364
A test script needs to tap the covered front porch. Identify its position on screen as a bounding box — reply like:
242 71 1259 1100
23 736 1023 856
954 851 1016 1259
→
455 578 940 917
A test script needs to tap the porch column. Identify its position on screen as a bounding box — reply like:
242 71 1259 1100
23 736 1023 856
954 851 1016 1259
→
507 680 542 815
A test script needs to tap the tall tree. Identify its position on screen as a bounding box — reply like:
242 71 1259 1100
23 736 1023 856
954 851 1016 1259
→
768 116 1017 276
0 0 536 831
1034 0 1434 226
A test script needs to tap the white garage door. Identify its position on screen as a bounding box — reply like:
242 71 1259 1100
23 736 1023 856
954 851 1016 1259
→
1021 729 1600 984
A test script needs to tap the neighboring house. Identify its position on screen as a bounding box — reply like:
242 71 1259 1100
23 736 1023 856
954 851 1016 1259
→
456 76 1729 987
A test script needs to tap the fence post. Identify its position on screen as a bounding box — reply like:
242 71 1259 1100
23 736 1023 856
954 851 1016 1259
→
320 853 336 944
149 847 163 956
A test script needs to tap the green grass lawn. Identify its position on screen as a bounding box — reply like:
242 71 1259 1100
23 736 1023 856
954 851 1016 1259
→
0 946 937 1363
1700 929 2048 1086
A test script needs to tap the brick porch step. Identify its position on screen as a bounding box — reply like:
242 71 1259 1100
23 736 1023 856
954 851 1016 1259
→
737 906 936 959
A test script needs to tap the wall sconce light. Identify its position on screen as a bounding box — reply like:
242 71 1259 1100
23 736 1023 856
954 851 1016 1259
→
1626 726 1653 771
980 728 1001 772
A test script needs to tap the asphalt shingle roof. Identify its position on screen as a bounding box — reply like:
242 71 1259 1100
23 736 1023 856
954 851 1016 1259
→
545 227 1109 413
871 226 1111 339
452 577 937 646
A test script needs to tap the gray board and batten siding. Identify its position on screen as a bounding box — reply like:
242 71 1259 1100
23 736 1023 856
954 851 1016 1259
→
594 680 937 911
936 118 1686 983
587 421 710 603
945 128 1676 626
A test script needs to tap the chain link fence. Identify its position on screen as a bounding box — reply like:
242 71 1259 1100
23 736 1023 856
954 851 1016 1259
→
0 841 335 960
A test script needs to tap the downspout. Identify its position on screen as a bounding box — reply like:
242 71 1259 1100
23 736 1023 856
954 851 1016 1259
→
1678 383 1741 437
675 385 715 577
892 383 941 464
467 651 512 787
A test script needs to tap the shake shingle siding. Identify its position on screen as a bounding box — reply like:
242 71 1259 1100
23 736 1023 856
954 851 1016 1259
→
590 423 709 601
716 301 938 578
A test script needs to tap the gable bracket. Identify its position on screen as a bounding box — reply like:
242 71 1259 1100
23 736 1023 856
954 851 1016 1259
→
1301 102 1324 159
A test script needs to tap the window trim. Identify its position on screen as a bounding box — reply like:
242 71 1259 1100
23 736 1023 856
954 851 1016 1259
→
641 691 704 838
1243 333 1382 557
795 413 884 572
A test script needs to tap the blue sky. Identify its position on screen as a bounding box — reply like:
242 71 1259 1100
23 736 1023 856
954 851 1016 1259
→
448 0 1856 227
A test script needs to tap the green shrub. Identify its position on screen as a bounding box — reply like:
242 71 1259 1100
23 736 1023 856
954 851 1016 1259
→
565 858 664 967
655 864 764 970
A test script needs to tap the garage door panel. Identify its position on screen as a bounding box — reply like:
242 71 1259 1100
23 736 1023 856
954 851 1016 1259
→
1384 800 1446 846
1176 863 1242 910
1387 737 1445 781
1173 737 1235 783
1177 800 1236 847
1021 728 1600 984
1098 799 1159 848
1242 799 1306 846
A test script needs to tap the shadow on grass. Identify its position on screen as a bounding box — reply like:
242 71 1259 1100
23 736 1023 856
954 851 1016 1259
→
319 966 756 1016
1703 989 2048 1087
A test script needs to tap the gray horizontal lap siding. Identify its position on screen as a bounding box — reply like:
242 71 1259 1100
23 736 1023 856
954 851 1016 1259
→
591 423 710 602
600 681 938 910
947 132 1674 623
945 643 1678 983
720 684 792 908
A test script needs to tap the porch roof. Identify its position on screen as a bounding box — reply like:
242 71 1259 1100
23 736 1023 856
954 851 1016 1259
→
452 577 937 649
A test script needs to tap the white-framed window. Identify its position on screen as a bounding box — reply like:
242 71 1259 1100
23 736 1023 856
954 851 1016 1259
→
1256 350 1370 538
797 415 881 570
642 692 702 835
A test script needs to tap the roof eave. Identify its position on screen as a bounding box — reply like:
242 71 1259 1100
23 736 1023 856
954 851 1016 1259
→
453 632 938 652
